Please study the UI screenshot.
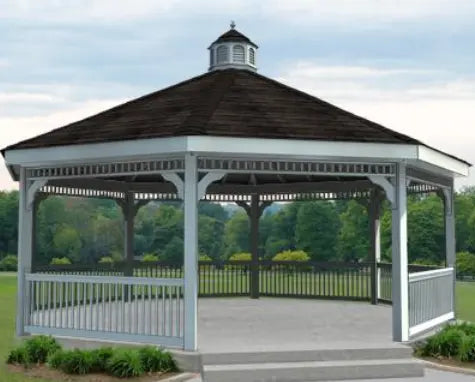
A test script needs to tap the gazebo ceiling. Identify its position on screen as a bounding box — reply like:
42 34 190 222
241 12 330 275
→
4 68 423 152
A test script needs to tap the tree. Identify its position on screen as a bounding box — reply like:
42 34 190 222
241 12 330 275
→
295 201 339 261
53 226 81 262
223 211 249 258
198 215 224 260
337 200 369 261
0 191 19 255
264 202 299 257
161 236 184 264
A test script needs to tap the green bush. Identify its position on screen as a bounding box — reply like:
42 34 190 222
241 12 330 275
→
56 349 94 375
98 256 114 264
0 255 17 271
199 254 212 262
418 324 475 361
47 350 65 369
229 252 251 261
106 349 144 378
456 251 475 277
90 347 114 372
142 253 159 262
7 347 29 366
50 257 71 265
24 335 61 364
272 250 310 262
138 346 177 373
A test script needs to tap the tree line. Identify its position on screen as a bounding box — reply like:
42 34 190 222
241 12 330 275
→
0 188 475 275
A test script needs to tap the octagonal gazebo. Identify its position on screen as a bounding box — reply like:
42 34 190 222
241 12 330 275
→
2 26 470 352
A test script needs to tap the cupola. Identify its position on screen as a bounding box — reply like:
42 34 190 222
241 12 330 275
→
208 22 258 72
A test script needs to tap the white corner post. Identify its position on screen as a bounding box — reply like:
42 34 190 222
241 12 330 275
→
369 164 409 342
16 168 39 336
368 190 382 305
391 163 409 342
442 184 456 316
183 154 199 351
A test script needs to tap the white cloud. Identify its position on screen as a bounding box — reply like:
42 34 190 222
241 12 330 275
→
276 62 475 187
0 98 125 189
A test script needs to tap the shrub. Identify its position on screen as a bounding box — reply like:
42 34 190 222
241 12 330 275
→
7 347 29 366
199 254 212 262
138 346 178 373
273 250 310 262
50 257 71 265
457 322 475 336
106 349 144 378
98 256 114 264
459 335 475 362
24 335 61 364
0 255 17 271
142 254 159 262
418 325 473 360
90 347 114 372
47 350 65 369
229 253 252 261
56 349 94 375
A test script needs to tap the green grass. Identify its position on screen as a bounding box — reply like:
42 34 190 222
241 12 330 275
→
456 282 475 322
0 273 474 381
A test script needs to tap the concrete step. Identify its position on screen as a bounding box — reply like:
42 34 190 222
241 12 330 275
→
202 358 424 382
201 346 413 365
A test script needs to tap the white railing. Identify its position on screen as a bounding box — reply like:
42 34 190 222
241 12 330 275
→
24 273 184 348
408 267 454 337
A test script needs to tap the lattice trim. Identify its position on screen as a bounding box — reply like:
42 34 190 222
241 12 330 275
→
198 158 395 176
28 158 185 180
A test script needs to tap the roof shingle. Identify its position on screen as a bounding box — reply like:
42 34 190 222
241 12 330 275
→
4 69 425 152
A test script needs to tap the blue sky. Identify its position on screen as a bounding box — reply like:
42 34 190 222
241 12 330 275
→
1 0 475 188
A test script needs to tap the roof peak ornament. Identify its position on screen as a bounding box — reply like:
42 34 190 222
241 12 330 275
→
230 20 236 29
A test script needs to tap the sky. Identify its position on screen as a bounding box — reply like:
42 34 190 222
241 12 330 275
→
1 0 475 189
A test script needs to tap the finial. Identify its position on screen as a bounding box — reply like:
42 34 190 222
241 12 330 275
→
230 20 236 29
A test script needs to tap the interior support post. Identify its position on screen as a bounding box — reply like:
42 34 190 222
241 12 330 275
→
184 154 198 351
250 194 260 299
16 168 35 337
391 163 409 342
124 192 135 277
368 190 382 305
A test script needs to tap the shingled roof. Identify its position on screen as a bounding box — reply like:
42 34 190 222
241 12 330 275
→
4 68 429 153
211 28 258 48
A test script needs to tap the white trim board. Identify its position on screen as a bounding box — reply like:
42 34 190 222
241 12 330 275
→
4 136 470 179
409 312 455 337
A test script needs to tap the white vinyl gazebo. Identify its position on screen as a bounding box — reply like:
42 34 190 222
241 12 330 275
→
2 25 470 352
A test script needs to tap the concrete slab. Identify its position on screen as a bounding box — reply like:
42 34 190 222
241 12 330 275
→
197 297 396 352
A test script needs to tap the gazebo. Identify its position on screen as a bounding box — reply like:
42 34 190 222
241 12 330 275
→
2 25 470 354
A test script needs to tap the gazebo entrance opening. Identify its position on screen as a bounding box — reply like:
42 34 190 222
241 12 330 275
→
18 157 456 351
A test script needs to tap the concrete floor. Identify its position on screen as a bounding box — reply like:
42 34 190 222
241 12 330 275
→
197 298 396 352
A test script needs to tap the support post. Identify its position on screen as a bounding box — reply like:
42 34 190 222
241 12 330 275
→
123 192 135 277
250 194 260 299
391 163 409 342
183 154 198 351
368 190 382 305
16 168 34 337
442 184 456 316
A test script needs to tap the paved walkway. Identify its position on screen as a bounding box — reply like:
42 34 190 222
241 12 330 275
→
198 297 396 352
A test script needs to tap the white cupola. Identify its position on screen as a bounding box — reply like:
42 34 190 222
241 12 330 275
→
208 22 258 72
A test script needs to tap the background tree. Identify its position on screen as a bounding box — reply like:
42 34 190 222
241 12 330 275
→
337 200 369 261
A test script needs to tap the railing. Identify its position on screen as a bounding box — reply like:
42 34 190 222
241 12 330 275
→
24 273 184 348
35 261 373 301
408 267 455 337
259 261 371 300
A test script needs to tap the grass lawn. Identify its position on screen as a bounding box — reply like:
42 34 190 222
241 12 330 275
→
0 273 474 381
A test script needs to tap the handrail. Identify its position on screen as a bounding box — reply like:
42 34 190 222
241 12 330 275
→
26 273 184 286
409 267 454 283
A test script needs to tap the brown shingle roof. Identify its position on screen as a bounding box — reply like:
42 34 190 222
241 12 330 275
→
4 69 429 153
211 28 258 48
